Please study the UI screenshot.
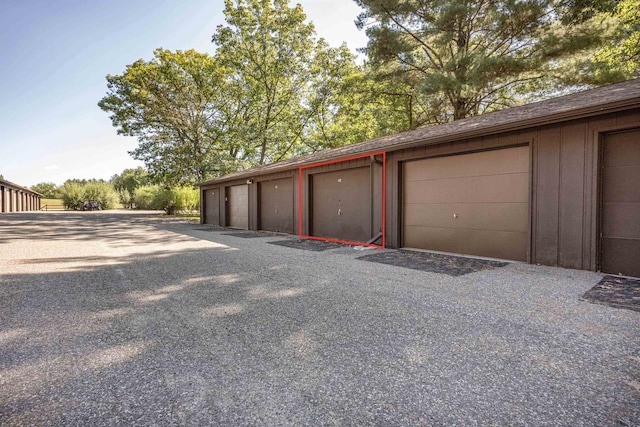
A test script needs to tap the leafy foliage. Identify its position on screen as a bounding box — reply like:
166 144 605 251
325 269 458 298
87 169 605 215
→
58 180 119 210
111 167 149 208
590 0 640 80
211 0 378 163
30 182 59 198
354 0 616 123
59 182 85 211
98 0 632 187
303 45 409 147
212 0 317 165
99 49 238 185
133 185 199 213
101 0 380 185
132 185 159 210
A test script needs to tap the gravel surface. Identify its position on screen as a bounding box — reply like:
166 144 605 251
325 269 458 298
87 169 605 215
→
1 211 639 426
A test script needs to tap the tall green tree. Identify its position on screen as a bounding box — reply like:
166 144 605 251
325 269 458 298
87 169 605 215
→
212 0 371 163
212 0 317 165
30 182 59 198
355 0 615 125
590 0 640 80
99 49 242 185
110 167 149 208
100 0 414 182
305 49 415 147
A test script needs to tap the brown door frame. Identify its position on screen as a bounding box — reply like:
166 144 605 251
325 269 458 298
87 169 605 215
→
596 132 605 272
595 127 640 274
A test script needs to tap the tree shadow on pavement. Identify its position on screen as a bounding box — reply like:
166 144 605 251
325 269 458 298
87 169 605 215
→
1 212 639 426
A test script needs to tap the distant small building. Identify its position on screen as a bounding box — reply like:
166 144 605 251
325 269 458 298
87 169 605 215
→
0 179 42 213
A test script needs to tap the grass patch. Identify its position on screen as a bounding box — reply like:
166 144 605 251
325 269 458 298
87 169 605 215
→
41 199 65 210
168 211 200 223
174 211 200 218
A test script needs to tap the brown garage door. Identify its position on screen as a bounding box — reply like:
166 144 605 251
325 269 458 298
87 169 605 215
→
259 178 294 234
204 188 219 226
311 167 371 243
600 129 640 277
227 185 249 229
403 146 530 261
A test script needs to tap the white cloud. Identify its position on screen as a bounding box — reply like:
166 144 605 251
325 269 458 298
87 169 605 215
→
44 165 60 170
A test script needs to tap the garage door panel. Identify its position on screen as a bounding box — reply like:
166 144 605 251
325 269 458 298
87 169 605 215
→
404 173 529 204
604 131 640 167
341 220 371 243
602 166 640 202
601 239 640 276
602 203 640 239
228 185 249 229
404 202 529 232
205 188 219 225
404 226 528 260
312 167 371 242
403 146 529 261
404 146 529 181
260 178 293 234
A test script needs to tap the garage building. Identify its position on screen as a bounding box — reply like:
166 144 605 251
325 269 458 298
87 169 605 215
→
1 178 42 213
198 79 640 277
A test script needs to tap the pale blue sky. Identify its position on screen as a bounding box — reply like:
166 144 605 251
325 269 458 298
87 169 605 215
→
0 0 367 187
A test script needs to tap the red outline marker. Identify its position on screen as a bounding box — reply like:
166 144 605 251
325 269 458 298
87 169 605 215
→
298 151 386 249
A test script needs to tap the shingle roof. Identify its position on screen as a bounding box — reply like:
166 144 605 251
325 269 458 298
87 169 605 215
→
198 78 640 186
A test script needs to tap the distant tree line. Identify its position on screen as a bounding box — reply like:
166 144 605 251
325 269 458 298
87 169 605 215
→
99 0 639 187
30 167 199 214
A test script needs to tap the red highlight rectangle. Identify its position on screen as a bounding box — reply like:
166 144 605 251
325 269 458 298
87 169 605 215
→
298 151 386 248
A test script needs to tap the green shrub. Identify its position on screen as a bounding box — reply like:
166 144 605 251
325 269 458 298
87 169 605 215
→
132 185 199 214
84 182 119 210
133 185 160 210
58 181 119 210
170 187 199 211
59 182 84 210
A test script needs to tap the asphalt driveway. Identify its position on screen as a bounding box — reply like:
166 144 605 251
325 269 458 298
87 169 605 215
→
1 211 638 426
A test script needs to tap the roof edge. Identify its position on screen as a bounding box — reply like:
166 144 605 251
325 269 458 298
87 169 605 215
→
0 179 44 197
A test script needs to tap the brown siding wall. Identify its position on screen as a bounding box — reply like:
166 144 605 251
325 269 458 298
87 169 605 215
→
198 107 640 272
532 110 640 270
200 170 298 231
386 107 640 271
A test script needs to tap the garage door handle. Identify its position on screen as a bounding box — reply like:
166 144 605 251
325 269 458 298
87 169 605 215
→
338 209 341 216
